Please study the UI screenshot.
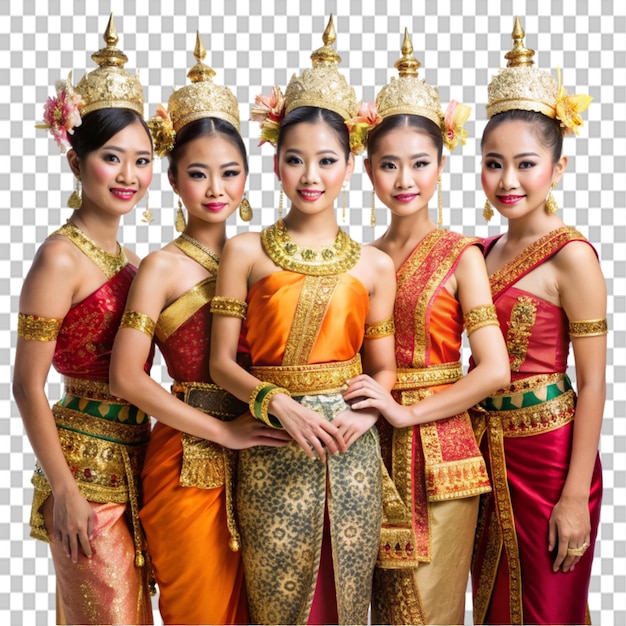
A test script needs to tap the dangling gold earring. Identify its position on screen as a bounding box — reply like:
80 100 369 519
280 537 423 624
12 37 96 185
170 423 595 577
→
483 199 494 222
278 184 284 220
239 193 253 222
68 177 82 210
370 189 376 227
545 183 558 214
341 183 347 222
175 197 186 232
142 192 153 224
437 175 443 228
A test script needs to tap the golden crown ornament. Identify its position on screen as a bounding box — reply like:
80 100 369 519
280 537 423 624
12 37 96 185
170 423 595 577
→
348 29 471 154
36 13 144 152
251 15 361 153
148 32 241 158
487 17 592 135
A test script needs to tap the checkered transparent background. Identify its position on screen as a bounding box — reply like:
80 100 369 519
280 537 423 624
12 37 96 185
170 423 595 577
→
1 1 624 624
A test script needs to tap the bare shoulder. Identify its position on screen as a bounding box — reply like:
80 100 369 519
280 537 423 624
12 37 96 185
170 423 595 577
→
222 231 264 261
553 239 600 269
360 243 395 273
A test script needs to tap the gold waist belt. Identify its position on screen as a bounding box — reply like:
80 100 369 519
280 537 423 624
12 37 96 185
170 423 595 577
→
172 381 247 421
170 381 242 552
63 375 126 403
393 361 463 391
480 373 575 437
250 354 362 395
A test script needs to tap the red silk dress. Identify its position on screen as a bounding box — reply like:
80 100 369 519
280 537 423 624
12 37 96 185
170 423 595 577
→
471 227 603 625
372 230 491 625
139 276 248 625
29 223 153 625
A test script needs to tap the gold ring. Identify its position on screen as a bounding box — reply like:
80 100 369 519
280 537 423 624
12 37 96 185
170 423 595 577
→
566 541 590 557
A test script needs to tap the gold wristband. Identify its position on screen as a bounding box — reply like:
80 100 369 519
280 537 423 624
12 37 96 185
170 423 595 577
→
249 382 275 419
210 296 248 319
17 312 63 341
364 317 395 339
569 319 608 338
464 304 499 336
119 310 156 339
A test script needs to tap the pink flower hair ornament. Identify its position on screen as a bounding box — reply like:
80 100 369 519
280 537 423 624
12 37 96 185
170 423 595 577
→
250 85 286 147
442 100 471 152
346 101 383 155
35 73 83 153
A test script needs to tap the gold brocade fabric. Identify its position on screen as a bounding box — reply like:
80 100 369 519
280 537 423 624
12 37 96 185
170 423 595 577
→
237 393 382 625
30 402 150 567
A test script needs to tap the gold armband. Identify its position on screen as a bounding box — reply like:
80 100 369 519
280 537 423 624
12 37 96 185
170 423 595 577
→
569 319 608 338
364 317 395 339
210 296 248 319
119 310 156 339
17 313 63 341
464 304 499 337
248 382 287 429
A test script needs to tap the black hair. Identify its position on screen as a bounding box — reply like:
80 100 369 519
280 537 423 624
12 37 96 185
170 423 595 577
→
366 114 444 163
276 106 351 161
68 108 152 159
481 109 563 164
168 117 249 179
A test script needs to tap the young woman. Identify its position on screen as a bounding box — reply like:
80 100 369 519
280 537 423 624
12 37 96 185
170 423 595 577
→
209 17 397 625
342 31 510 625
109 34 289 625
470 19 605 625
13 16 155 624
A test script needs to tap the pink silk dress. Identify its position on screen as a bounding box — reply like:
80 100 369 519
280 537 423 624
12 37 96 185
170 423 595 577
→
471 227 603 625
29 223 154 625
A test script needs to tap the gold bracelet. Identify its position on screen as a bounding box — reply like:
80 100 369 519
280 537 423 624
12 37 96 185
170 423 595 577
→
119 310 156 339
210 296 248 319
17 312 63 341
364 317 395 339
464 304 499 336
569 319 608 338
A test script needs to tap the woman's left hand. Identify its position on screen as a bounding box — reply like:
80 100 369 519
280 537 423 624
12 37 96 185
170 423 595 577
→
343 374 411 427
332 407 379 449
549 494 591 573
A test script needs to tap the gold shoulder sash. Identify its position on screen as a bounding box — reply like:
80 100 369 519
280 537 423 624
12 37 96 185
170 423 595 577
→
173 235 220 274
52 221 127 279
396 230 480 368
488 226 588 299
156 278 215 342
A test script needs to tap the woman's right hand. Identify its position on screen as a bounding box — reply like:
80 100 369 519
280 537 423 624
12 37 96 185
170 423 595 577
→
44 489 95 563
217 411 292 450
267 393 347 462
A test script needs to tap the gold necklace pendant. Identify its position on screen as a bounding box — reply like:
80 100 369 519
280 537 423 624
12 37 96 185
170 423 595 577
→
262 219 361 276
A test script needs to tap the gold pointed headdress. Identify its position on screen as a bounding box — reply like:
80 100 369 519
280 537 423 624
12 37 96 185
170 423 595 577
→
148 32 241 157
251 15 359 150
487 17 592 134
37 14 144 151
347 29 471 154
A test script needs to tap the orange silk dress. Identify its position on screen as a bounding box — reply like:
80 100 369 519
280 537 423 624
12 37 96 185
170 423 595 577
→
140 275 248 625
372 230 491 625
236 268 383 625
